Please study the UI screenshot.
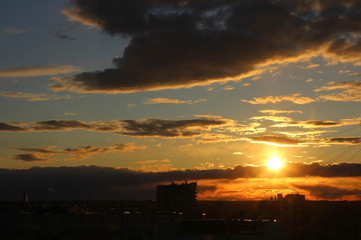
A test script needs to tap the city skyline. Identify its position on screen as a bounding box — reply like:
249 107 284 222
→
1 0 361 201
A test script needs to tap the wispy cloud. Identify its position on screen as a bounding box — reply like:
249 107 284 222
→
272 120 344 129
250 115 293 122
241 94 315 104
13 143 145 161
13 153 47 162
259 109 303 115
0 28 33 37
315 81 361 92
0 91 73 101
242 135 304 147
64 112 77 116
271 117 361 129
314 81 361 102
300 64 320 69
144 98 207 105
0 65 81 77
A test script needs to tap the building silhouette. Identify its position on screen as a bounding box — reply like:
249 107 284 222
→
156 182 196 217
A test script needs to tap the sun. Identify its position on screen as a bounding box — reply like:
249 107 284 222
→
267 156 284 170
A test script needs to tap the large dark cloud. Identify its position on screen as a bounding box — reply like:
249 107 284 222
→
2 162 361 200
55 0 361 93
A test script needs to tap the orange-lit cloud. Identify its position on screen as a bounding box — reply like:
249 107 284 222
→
0 91 73 101
241 94 315 104
144 98 207 104
319 89 361 102
242 135 304 147
250 115 293 122
259 109 303 115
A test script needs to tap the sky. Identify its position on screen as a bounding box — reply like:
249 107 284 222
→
0 0 361 201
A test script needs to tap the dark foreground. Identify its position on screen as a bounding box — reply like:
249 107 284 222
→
0 199 361 240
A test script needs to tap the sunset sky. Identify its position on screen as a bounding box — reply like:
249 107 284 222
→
0 0 361 201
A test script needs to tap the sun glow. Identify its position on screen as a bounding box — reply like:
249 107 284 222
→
267 156 284 170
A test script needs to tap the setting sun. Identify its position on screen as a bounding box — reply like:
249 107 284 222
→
267 156 284 170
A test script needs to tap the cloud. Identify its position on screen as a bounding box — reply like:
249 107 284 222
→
319 89 361 102
272 120 344 128
117 116 232 137
0 65 81 77
0 91 73 101
278 130 334 137
241 94 316 104
316 81 361 90
62 143 144 159
0 116 239 139
144 97 207 104
243 135 303 147
259 109 303 115
32 120 94 131
314 81 361 102
14 143 145 161
0 122 29 132
2 162 361 200
0 28 33 37
302 64 320 69
136 159 171 164
54 33 75 41
13 154 47 162
293 184 361 200
64 112 77 116
55 0 361 93
326 137 361 145
250 115 293 122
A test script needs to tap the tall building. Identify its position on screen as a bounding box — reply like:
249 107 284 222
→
156 182 197 217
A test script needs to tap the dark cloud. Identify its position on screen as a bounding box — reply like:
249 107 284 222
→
273 120 344 128
2 162 361 200
0 116 233 138
54 33 75 41
117 117 229 137
293 184 361 200
327 137 361 144
55 0 361 93
14 143 144 161
0 122 28 132
13 154 47 162
15 147 57 154
282 162 361 178
33 120 93 131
